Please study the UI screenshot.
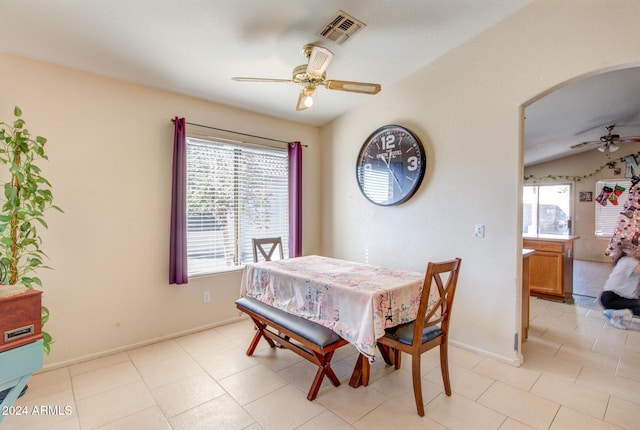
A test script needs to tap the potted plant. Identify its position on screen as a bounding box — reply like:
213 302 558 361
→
0 106 61 355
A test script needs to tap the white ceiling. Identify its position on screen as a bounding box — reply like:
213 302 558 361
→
1 1 638 166
524 67 640 166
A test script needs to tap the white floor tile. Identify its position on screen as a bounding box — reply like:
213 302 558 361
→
426 392 506 430
151 372 225 417
244 385 325 430
75 381 156 429
477 381 558 430
168 394 254 430
6 288 638 430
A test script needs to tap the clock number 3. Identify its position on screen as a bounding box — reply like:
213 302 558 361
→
407 155 418 171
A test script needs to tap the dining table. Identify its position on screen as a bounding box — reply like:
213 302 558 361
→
240 255 430 387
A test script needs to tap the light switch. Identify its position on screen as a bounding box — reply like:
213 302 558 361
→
475 224 485 238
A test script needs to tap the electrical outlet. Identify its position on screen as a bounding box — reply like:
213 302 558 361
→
474 224 485 238
203 291 211 303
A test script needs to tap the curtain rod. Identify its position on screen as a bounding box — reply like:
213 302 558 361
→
171 119 307 147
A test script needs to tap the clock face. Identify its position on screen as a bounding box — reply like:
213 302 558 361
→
356 125 426 206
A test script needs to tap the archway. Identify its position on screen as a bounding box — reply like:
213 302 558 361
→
519 65 640 352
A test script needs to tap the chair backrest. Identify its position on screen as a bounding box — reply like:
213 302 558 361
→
252 237 284 262
413 258 462 345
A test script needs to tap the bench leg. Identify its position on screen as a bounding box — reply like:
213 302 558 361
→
307 351 340 401
246 318 276 356
320 351 341 387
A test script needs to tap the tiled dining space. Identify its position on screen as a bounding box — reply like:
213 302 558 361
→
2 297 639 430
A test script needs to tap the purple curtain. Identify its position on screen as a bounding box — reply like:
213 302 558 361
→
288 141 302 258
169 117 188 284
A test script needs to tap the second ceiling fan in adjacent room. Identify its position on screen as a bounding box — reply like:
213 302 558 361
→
571 124 640 155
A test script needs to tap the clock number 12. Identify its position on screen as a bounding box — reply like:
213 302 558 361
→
380 134 396 150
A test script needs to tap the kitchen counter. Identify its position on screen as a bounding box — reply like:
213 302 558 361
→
523 235 580 303
521 248 535 341
523 234 580 242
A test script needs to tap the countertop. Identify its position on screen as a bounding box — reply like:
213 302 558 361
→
523 234 580 242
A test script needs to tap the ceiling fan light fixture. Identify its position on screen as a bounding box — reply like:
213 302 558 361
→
303 94 314 108
296 87 316 111
303 87 315 107
609 143 619 152
597 146 606 153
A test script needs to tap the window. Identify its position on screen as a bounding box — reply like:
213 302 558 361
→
186 136 289 276
595 179 631 238
523 184 571 235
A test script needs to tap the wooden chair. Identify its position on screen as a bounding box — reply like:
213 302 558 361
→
252 237 284 262
376 258 462 416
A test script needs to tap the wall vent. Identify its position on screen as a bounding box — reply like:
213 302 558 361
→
319 10 365 45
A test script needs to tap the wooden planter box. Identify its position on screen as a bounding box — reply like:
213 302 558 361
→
0 288 43 353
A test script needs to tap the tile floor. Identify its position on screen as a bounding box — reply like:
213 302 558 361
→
3 297 640 430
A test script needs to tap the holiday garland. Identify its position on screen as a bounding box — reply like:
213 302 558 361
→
524 151 640 183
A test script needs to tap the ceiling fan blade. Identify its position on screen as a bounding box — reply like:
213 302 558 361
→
325 80 381 94
306 46 334 78
570 140 600 150
232 77 293 83
620 136 640 143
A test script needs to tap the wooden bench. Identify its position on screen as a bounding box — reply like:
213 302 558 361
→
235 297 349 400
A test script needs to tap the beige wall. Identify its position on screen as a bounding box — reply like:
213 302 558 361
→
320 0 640 364
0 52 321 368
2 0 640 369
525 141 640 262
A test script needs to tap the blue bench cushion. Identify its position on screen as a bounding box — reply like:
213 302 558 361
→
382 321 443 346
236 297 343 348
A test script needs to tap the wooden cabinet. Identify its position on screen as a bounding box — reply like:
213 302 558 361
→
522 249 535 341
523 236 579 303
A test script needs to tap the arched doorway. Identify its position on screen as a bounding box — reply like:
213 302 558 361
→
520 65 640 349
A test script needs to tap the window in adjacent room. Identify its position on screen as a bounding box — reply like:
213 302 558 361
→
523 184 571 236
595 179 632 238
186 136 289 276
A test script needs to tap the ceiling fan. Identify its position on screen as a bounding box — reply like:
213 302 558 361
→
570 124 640 154
232 44 381 111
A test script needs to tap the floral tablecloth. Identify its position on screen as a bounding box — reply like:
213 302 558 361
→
240 255 425 361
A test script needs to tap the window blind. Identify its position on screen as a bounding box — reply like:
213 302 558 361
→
186 137 289 275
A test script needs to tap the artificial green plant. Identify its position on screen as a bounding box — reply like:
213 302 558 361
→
0 106 62 354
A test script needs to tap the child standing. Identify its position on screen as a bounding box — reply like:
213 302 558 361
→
600 254 640 330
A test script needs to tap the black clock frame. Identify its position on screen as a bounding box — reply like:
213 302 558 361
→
355 124 426 206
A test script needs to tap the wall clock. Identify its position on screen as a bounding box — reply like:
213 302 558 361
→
356 125 426 206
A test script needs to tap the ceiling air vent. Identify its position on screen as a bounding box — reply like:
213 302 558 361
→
319 11 365 45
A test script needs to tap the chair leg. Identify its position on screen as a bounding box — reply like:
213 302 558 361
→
440 341 452 396
394 348 402 370
377 343 394 366
411 353 425 417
